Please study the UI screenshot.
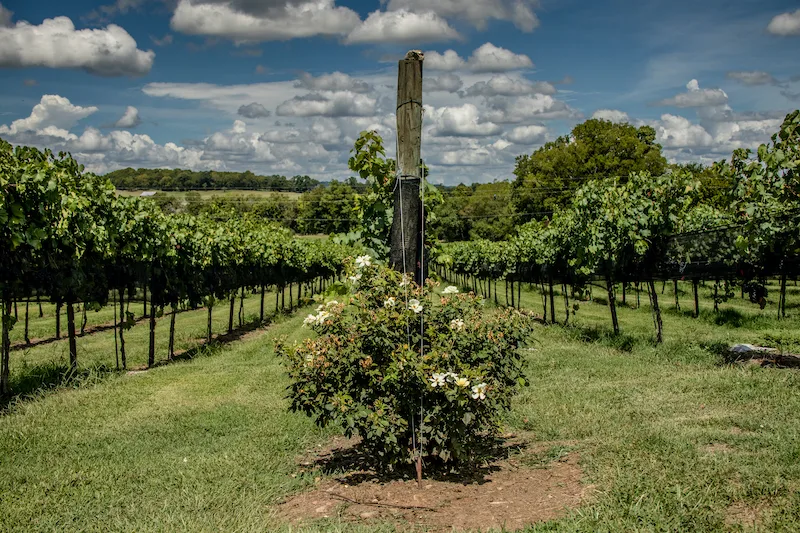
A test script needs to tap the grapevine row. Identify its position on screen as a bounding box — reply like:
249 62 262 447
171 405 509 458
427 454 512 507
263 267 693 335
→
0 140 352 394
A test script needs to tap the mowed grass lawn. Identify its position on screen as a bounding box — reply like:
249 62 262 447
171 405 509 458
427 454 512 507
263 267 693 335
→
1 283 800 531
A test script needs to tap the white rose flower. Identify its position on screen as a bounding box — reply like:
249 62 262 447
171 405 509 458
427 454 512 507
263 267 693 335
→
315 311 330 325
471 383 487 400
325 300 339 307
454 377 470 388
449 318 465 331
429 373 447 388
384 297 396 308
399 274 411 287
303 314 316 327
408 299 423 314
443 286 459 294
348 273 362 283
355 255 372 268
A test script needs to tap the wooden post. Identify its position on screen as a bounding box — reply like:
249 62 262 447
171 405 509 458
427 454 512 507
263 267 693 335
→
148 301 156 367
67 302 78 372
169 305 176 360
390 50 424 284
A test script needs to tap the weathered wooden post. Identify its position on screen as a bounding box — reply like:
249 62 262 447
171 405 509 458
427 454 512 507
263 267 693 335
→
390 50 424 284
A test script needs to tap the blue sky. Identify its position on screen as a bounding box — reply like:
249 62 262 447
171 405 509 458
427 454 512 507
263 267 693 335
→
0 0 798 184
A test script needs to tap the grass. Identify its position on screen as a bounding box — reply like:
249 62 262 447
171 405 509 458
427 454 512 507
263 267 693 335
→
1 280 799 531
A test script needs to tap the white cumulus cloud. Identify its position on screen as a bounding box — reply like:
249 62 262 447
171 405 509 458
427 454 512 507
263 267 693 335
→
428 103 502 137
462 75 555 97
654 114 713 148
468 43 533 73
294 71 372 93
0 16 154 76
767 9 800 36
505 124 547 144
484 94 578 123
657 79 728 108
115 106 141 128
345 10 460 44
0 94 98 139
425 49 466 71
592 109 630 123
386 0 539 32
276 92 377 117
237 102 271 118
426 74 463 93
170 0 360 42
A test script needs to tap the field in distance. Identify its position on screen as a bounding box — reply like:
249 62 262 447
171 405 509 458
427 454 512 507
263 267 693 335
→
115 189 302 200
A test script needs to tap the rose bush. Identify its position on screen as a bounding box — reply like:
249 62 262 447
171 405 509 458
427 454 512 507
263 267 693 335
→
278 257 535 470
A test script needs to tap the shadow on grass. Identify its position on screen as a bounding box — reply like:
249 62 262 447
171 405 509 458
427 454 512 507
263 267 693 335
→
663 306 780 329
1 361 116 412
559 324 640 352
313 435 524 486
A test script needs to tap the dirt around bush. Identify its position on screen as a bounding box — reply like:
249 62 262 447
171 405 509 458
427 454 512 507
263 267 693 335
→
279 435 593 532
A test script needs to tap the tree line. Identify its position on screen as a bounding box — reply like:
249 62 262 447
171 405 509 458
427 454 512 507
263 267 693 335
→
107 167 321 191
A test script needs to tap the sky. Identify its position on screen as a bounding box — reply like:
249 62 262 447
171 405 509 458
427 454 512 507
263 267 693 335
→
0 0 799 185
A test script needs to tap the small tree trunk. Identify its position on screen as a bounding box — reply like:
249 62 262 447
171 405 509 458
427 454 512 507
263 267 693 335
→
143 285 148 317
55 301 62 339
119 290 127 370
80 305 88 335
260 285 265 322
548 278 556 324
228 295 235 333
693 279 700 318
148 301 156 367
169 305 176 360
622 283 626 305
505 280 509 306
674 280 680 310
714 282 719 313
510 281 515 308
782 275 788 318
281 284 286 311
606 275 620 335
563 283 570 326
540 281 548 322
24 300 30 344
494 280 498 305
648 279 663 344
13 300 17 320
67 302 78 372
207 304 213 344
113 290 119 370
276 289 280 314
37 294 43 318
289 282 294 310
297 282 301 308
1 295 11 395
239 286 245 327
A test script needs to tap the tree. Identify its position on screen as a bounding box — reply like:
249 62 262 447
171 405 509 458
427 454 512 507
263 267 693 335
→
512 119 667 220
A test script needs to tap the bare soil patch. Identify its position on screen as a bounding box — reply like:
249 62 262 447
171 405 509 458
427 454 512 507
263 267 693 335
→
280 435 593 532
702 443 734 454
725 500 769 529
